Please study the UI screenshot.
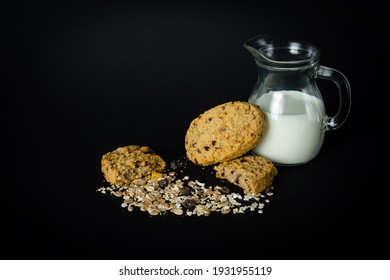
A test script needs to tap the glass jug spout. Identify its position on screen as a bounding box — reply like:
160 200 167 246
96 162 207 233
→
243 35 282 60
243 34 321 69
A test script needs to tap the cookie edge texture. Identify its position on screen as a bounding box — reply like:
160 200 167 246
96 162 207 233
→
185 101 266 166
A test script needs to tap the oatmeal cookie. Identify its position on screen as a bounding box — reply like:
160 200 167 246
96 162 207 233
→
213 155 277 194
185 101 265 166
101 145 166 186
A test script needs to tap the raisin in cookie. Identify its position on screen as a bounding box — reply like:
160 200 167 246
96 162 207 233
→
101 145 166 186
213 155 277 194
185 101 265 166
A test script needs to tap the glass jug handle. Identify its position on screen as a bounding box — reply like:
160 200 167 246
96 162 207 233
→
317 66 352 131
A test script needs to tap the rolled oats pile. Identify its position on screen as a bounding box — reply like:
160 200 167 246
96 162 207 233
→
97 158 274 217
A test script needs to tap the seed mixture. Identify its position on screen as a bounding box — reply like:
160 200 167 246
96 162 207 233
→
97 157 274 216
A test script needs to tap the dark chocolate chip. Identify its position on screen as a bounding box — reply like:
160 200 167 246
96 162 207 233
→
158 178 168 188
179 187 192 196
219 186 231 194
182 198 199 209
170 161 177 170
235 174 241 184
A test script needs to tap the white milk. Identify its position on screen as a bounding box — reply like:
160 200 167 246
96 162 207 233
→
252 90 326 165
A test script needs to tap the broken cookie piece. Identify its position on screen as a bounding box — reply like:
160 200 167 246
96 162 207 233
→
101 145 166 186
213 155 277 194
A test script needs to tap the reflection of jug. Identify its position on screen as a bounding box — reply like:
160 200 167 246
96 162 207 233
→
244 35 351 165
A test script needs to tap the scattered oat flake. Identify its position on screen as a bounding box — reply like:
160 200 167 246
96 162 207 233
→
98 157 274 216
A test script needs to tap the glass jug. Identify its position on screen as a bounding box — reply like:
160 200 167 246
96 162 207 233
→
244 35 351 165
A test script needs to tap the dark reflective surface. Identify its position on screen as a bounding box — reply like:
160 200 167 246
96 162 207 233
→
4 1 388 260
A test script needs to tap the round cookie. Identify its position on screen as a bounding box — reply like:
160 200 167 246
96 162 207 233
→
185 101 266 166
101 145 166 186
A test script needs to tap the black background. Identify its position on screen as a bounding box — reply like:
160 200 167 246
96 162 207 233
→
4 1 388 260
